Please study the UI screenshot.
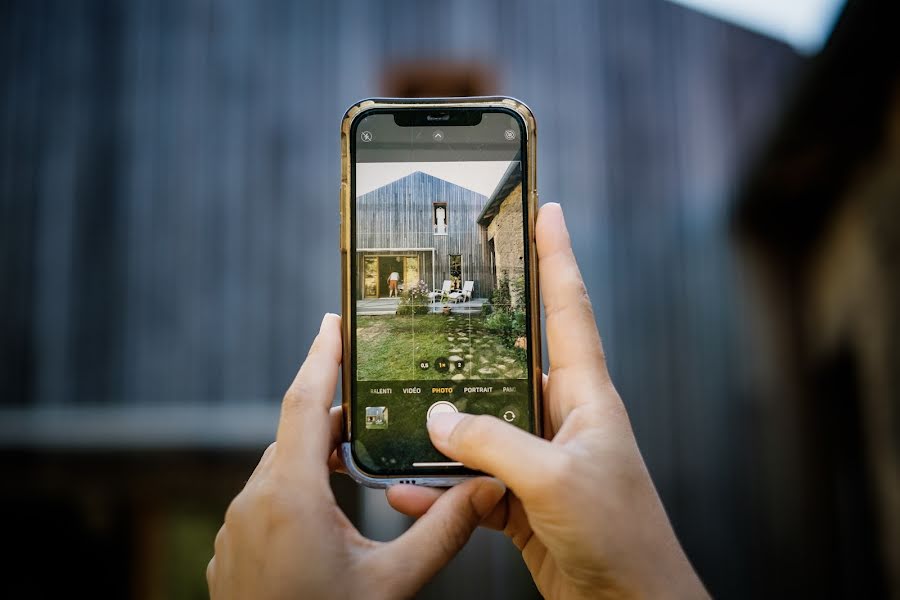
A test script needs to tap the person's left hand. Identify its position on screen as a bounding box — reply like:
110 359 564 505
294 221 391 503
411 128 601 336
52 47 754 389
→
207 313 506 600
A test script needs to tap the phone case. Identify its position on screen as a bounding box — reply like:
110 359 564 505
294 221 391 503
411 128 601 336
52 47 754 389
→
340 97 541 488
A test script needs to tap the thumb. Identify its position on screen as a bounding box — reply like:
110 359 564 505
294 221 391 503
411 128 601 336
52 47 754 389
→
373 477 505 596
427 413 563 497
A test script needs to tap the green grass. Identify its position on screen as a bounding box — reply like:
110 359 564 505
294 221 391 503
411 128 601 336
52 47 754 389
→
356 313 526 380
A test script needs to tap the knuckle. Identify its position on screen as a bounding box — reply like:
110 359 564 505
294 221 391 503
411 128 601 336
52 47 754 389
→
545 278 593 322
225 477 298 533
262 441 278 461
438 515 473 557
223 491 250 525
431 499 478 558
255 476 301 526
252 477 279 507
282 386 300 407
567 402 604 431
539 242 574 269
295 370 322 399
569 274 590 302
213 526 226 553
565 277 593 314
282 381 312 414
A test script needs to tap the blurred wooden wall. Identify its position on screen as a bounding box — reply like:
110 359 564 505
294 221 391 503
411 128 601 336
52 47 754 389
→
0 1 802 598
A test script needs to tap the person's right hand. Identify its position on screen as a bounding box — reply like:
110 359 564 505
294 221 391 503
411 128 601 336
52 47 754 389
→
387 203 708 599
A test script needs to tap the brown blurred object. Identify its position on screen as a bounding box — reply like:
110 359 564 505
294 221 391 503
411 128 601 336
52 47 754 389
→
735 0 900 597
381 60 497 97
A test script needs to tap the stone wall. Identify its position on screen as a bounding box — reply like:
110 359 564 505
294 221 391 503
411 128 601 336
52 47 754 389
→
486 183 525 308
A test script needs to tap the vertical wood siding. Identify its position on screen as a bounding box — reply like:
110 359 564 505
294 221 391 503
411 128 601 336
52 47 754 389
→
356 171 494 298
0 1 803 597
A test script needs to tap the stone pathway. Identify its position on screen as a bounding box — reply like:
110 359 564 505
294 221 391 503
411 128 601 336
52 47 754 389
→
437 315 525 379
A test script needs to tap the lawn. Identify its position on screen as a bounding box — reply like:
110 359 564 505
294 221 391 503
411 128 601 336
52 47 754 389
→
356 313 526 381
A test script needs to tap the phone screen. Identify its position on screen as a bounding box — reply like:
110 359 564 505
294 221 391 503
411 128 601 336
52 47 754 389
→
349 107 535 476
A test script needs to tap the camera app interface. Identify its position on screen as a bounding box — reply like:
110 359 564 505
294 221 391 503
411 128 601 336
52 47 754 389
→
351 110 534 475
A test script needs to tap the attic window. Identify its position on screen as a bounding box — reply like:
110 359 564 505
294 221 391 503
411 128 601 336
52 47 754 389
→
433 202 448 235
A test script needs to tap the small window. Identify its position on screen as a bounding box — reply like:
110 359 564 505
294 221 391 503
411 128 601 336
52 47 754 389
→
488 239 496 285
433 202 448 235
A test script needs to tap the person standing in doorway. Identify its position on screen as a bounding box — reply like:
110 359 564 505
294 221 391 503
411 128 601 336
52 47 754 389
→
388 270 400 297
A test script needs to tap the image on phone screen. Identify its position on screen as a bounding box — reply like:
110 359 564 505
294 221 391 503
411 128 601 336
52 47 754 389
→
350 109 534 476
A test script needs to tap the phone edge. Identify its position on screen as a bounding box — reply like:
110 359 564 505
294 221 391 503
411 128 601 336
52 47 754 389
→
339 96 542 488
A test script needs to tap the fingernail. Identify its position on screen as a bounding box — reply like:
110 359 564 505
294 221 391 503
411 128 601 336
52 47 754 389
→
427 412 466 444
471 478 507 517
320 313 339 332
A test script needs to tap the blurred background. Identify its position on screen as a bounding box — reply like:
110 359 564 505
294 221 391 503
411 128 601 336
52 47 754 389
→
2 0 899 597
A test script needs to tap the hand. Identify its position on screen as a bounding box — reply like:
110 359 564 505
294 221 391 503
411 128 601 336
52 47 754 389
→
387 203 709 599
207 314 506 600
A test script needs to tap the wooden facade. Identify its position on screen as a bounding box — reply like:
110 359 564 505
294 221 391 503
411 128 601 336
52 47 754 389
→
355 171 494 299
0 0 807 597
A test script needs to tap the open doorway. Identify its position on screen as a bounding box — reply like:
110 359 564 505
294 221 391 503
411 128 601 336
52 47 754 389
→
378 256 403 298
361 254 421 298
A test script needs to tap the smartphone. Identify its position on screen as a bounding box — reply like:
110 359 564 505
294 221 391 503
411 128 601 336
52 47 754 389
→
339 97 541 487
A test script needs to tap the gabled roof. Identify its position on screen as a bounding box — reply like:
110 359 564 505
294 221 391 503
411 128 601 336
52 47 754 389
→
358 170 487 200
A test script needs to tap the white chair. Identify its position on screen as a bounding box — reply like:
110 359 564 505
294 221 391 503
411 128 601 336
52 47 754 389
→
427 280 452 303
461 280 474 302
449 280 474 303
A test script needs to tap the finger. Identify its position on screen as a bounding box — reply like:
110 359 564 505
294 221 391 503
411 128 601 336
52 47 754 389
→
387 484 511 532
329 405 343 448
275 314 343 468
327 449 347 474
428 412 563 498
536 203 607 382
541 372 553 437
371 477 506 597
325 406 348 473
498 493 534 550
385 485 445 518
